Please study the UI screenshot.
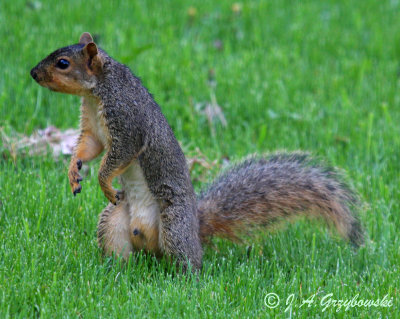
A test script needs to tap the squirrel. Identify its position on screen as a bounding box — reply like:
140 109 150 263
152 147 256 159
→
30 32 364 272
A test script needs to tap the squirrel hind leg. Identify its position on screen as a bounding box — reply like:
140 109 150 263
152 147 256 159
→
159 203 203 272
97 202 134 260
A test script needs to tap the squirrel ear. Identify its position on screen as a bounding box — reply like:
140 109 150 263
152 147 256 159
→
83 42 102 72
79 32 94 45
84 42 98 58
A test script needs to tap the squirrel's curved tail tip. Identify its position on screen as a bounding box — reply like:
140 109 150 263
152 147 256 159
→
197 152 364 247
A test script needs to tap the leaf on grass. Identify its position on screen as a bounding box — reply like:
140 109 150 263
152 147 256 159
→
213 39 224 51
186 147 217 172
204 102 227 127
232 3 242 15
186 147 218 183
1 126 79 158
195 92 227 137
195 69 227 136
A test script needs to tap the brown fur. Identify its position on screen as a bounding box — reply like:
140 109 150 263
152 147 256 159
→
97 201 162 257
96 151 365 261
129 218 161 254
68 97 106 195
98 155 129 204
31 33 364 272
198 153 364 247
31 32 203 271
97 202 133 259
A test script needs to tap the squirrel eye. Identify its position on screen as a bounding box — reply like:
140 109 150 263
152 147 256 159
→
56 59 70 69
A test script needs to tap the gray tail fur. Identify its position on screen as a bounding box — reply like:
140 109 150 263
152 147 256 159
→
197 152 364 247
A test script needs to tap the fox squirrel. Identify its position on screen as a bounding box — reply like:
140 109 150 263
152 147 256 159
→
30 33 364 272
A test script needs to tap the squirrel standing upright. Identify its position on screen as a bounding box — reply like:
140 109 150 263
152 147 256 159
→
30 33 364 272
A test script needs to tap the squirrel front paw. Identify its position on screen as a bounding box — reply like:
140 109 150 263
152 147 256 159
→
104 189 125 205
68 159 83 196
116 190 125 202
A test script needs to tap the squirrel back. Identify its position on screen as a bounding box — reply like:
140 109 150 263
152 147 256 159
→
198 152 364 247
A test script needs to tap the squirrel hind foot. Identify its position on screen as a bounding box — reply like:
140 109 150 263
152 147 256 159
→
97 203 133 260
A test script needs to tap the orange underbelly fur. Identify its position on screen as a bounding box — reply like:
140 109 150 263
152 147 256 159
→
129 217 161 254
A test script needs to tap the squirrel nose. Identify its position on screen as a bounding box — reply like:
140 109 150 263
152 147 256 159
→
30 68 38 80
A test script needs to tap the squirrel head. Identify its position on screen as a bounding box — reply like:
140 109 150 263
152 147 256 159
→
30 32 104 96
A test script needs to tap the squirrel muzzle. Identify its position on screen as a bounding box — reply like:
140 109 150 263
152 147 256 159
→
30 66 46 84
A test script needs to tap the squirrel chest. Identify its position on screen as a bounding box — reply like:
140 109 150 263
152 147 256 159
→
83 96 162 254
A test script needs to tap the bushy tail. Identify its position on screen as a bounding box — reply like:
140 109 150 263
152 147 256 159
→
197 152 364 247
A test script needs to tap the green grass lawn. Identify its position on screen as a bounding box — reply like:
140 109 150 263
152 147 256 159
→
1 0 399 317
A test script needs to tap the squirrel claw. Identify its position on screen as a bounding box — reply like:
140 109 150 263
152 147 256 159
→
69 169 83 197
73 184 82 196
77 159 82 170
115 191 124 200
111 190 125 205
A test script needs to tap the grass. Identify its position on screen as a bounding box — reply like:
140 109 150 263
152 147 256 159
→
0 0 399 317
